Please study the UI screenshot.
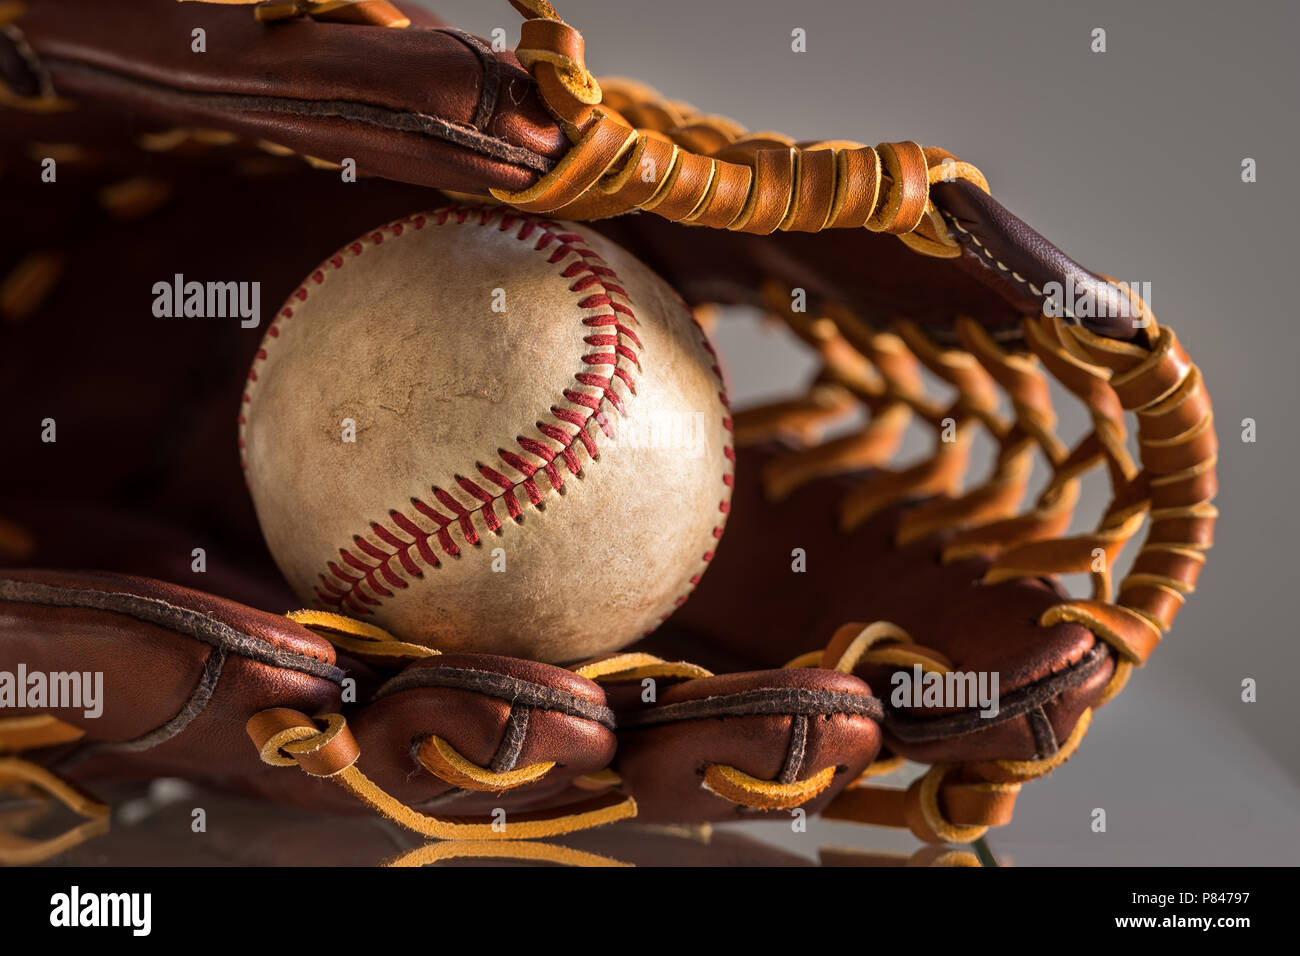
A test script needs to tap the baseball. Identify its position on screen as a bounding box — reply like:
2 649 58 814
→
239 206 732 663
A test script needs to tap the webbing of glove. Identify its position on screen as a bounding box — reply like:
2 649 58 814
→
498 1 986 242
750 285 1215 683
736 288 1213 838
246 708 636 840
1023 315 1217 669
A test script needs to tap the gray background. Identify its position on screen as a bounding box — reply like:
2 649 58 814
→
423 0 1299 864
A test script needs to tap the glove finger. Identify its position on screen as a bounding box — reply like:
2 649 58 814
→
0 569 342 784
606 668 882 823
3 0 565 197
337 654 618 817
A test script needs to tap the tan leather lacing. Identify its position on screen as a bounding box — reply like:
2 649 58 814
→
171 0 981 253
789 621 953 675
571 653 711 684
287 608 437 663
701 764 839 810
246 706 636 840
498 1 986 254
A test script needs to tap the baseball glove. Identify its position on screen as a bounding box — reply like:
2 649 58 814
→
0 0 1215 862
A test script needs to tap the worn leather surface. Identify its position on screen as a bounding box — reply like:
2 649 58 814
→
933 180 1141 341
0 566 888 822
7 0 565 194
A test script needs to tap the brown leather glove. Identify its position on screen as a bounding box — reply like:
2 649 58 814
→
0 0 1215 860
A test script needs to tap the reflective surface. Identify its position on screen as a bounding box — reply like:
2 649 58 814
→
7 776 991 868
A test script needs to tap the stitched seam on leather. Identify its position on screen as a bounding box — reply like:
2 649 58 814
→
490 706 530 773
240 204 732 632
60 647 226 769
621 687 884 729
940 209 1046 300
779 714 808 783
941 208 1144 343
881 640 1109 743
370 663 615 728
1026 705 1059 758
440 27 499 130
0 578 343 681
41 58 556 175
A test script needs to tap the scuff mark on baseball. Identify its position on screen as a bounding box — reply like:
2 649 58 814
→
239 206 733 663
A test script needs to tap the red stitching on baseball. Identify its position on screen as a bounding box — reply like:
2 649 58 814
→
241 205 733 626
240 206 664 617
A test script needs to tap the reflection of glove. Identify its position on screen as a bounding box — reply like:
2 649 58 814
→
0 0 1215 856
